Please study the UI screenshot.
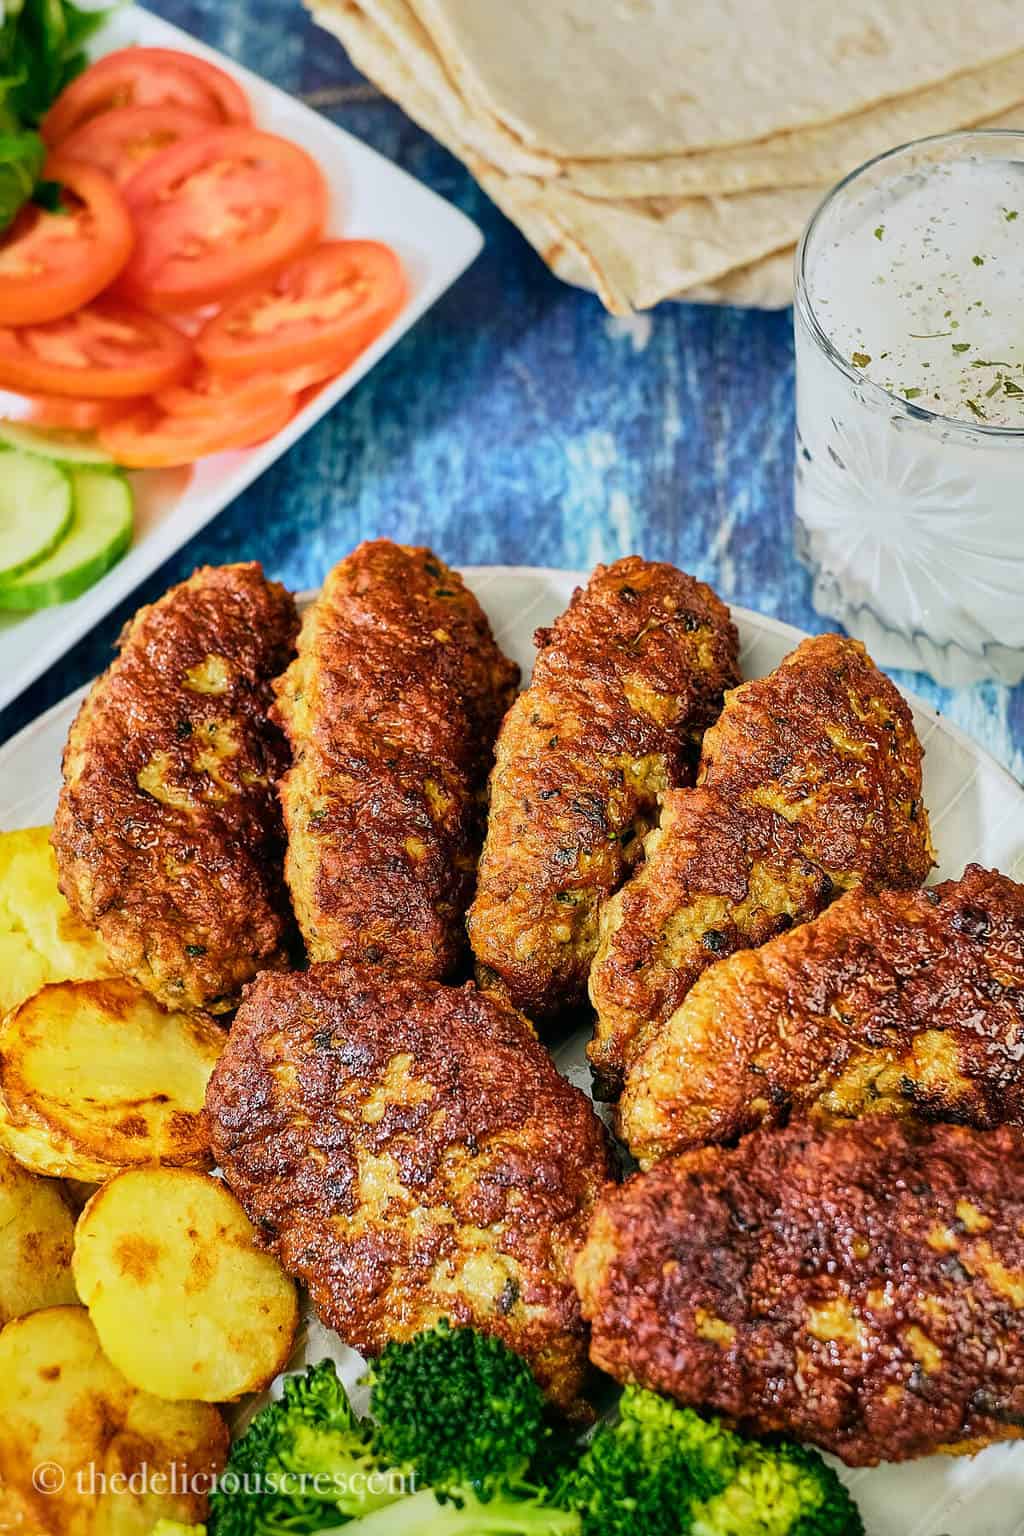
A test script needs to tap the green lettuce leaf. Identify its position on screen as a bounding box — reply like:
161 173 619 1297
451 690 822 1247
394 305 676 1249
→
0 1 118 228
0 127 45 231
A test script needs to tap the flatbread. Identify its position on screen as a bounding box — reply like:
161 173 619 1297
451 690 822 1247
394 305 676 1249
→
307 2 571 262
309 0 1024 312
353 0 1024 195
684 249 796 309
405 0 1023 158
543 99 1024 308
560 59 1024 197
314 0 823 311
348 0 560 174
310 2 590 279
500 178 825 313
360 0 1024 193
471 168 798 309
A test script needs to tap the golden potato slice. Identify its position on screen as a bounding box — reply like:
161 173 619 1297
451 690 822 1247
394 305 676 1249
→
0 1305 227 1534
73 1167 299 1402
0 1145 77 1325
0 826 115 1018
0 979 224 1181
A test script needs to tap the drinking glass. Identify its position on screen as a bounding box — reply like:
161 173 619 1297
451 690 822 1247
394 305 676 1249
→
793 131 1024 687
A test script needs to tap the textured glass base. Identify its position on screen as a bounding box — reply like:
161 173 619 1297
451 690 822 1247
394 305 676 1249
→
795 524 1024 687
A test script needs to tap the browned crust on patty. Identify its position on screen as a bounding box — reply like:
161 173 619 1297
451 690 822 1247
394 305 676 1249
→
206 964 613 1412
589 633 934 1092
52 563 298 1014
273 541 519 980
619 864 1024 1164
576 1115 1024 1465
467 558 739 1025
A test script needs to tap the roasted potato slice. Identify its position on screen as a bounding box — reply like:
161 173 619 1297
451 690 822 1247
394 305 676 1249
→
73 1167 299 1402
0 1304 227 1534
0 1145 76 1325
0 979 224 1181
0 826 116 1018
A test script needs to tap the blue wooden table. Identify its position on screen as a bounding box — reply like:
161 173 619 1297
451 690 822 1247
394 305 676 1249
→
2 0 1022 785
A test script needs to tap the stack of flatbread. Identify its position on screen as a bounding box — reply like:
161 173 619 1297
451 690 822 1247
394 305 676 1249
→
307 0 1024 313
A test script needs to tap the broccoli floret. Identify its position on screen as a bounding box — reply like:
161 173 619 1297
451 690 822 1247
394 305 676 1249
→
691 1439 864 1536
365 1320 550 1497
341 1322 580 1535
210 1336 862 1536
209 1359 406 1536
554 1386 728 1536
211 1340 580 1536
340 1487 581 1535
554 1389 863 1536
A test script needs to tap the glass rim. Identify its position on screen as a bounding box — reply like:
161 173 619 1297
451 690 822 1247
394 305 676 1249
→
794 127 1024 439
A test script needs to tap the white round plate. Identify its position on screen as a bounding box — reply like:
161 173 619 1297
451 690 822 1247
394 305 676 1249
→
1 565 1022 1536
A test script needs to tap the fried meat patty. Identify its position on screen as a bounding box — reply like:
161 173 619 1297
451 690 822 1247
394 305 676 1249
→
206 964 613 1411
53 563 298 1014
467 558 739 1025
576 1116 1024 1465
589 634 933 1092
620 864 1024 1165
274 542 518 979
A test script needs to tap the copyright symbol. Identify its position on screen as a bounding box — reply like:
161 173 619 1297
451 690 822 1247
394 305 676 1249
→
32 1463 64 1495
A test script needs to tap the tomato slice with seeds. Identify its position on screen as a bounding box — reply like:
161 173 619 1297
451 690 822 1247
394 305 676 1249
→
155 348 360 422
59 104 213 185
280 350 363 393
0 301 193 398
42 47 251 145
25 394 138 429
155 366 291 419
99 393 296 467
196 240 406 378
119 128 328 312
168 50 253 127
0 160 134 325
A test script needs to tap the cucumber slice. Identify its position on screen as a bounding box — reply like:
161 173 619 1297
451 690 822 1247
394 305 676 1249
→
0 452 72 580
0 421 116 466
0 469 132 611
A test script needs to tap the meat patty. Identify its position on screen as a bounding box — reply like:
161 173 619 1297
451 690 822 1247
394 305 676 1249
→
589 634 933 1093
620 864 1024 1165
468 558 739 1026
273 541 518 979
205 964 613 1412
53 564 298 1014
576 1116 1024 1465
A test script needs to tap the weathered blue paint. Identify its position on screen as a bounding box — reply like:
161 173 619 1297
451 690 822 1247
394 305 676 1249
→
2 0 1021 784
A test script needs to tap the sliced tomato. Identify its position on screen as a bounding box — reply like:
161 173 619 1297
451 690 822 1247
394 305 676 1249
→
99 394 296 467
163 50 252 127
280 350 363 393
155 350 357 421
196 240 406 378
42 48 232 145
25 394 138 429
165 307 220 338
59 104 213 185
0 160 134 325
119 128 328 313
155 366 290 419
0 302 192 398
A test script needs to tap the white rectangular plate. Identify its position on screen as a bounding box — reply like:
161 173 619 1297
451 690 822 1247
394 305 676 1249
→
0 5 482 713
